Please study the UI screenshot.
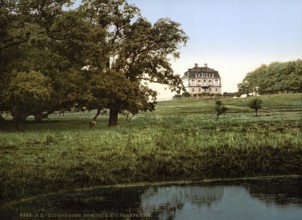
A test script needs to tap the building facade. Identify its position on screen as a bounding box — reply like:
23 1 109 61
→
182 63 222 96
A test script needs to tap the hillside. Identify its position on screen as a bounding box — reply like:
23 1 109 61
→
0 93 302 206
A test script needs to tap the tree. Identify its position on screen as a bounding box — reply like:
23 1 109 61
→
248 98 262 116
237 81 251 97
0 0 107 121
239 60 302 95
0 0 31 115
80 0 188 126
1 0 188 126
7 71 53 122
182 92 191 98
215 100 228 120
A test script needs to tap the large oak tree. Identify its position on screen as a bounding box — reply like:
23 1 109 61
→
1 0 188 127
80 0 188 126
0 0 106 122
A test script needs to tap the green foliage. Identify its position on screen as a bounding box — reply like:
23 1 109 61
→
237 81 251 96
0 0 95 120
78 0 188 126
89 70 157 114
1 0 188 126
173 92 191 99
248 98 262 116
7 71 53 121
182 92 191 98
239 60 302 95
173 94 182 99
215 100 228 120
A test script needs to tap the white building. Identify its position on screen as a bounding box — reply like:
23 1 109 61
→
182 63 222 96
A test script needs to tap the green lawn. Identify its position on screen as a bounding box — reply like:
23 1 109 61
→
1 93 302 206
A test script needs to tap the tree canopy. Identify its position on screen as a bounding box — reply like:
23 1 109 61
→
1 0 102 121
0 0 188 126
248 98 262 116
238 60 302 96
214 100 227 120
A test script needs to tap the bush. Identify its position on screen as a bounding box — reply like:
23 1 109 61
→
248 98 262 116
215 100 228 120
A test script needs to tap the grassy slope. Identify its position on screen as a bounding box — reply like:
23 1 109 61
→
0 94 302 204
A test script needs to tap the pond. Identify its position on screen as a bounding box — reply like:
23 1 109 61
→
1 177 302 220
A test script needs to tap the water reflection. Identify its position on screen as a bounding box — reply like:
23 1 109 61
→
246 178 302 205
140 186 224 220
1 178 302 220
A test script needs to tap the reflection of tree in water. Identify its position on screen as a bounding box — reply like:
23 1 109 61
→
140 186 224 219
56 187 144 212
4 179 302 220
246 178 302 206
5 187 146 216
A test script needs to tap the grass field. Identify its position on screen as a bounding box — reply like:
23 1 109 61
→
1 93 302 206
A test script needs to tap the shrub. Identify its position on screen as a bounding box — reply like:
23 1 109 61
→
215 100 228 120
248 98 262 116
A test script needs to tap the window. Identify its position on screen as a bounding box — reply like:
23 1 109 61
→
192 88 195 92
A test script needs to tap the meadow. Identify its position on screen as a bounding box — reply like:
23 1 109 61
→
1 93 302 206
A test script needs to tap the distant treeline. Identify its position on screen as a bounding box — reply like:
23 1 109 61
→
238 59 302 95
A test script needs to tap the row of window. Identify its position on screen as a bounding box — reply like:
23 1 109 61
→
185 73 217 77
194 73 216 77
191 79 219 83
189 83 215 86
192 88 219 92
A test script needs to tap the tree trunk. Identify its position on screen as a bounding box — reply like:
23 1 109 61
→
34 113 48 122
93 108 102 121
216 114 219 121
108 108 119 127
12 111 29 122
89 108 101 128
11 111 29 130
0 114 5 122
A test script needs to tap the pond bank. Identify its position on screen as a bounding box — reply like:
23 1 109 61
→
2 175 301 209
1 175 302 220
1 137 302 207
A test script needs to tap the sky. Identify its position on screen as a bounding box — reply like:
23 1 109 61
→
74 0 302 99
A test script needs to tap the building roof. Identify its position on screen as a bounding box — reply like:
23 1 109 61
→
182 63 220 78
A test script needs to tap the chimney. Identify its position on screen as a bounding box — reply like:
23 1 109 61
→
195 63 198 68
204 63 207 68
